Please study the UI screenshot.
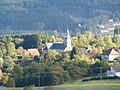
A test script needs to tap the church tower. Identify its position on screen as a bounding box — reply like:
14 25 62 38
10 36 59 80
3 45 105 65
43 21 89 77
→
65 29 72 51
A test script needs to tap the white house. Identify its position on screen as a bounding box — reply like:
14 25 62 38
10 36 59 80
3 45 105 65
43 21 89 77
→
101 48 120 61
107 65 120 77
99 28 109 33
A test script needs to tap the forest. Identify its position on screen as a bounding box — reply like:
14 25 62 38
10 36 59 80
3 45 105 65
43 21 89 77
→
0 0 120 33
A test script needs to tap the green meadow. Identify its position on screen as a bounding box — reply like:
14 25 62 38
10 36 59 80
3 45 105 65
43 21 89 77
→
1 80 120 90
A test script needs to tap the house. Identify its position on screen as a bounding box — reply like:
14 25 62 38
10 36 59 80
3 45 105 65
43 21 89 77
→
79 47 92 55
44 30 72 52
0 69 3 79
107 65 120 77
99 27 114 33
28 49 40 56
101 48 120 61
99 28 109 33
113 22 120 26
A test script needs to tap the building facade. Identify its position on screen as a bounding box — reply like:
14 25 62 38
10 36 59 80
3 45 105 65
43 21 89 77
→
101 48 120 61
107 65 120 77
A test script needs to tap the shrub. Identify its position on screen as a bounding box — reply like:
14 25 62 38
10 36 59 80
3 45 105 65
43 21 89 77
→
6 78 15 87
43 86 55 90
90 76 120 80
82 76 120 82
23 86 33 90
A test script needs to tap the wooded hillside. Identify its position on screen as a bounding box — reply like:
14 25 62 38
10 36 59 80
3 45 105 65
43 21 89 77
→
0 0 120 33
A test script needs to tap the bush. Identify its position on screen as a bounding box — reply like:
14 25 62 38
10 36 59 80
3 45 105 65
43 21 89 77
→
23 86 33 90
43 86 55 90
82 79 89 82
82 76 120 82
90 76 120 80
6 78 15 87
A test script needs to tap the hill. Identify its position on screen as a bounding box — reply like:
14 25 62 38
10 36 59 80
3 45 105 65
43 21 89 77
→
0 0 120 33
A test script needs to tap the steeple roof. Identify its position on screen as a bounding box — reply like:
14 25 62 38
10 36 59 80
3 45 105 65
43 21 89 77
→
67 29 70 39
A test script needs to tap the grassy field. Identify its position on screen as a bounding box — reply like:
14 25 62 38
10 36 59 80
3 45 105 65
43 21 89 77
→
1 79 120 90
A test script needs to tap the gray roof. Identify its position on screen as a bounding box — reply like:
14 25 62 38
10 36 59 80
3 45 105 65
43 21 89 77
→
51 43 66 50
45 42 66 50
102 48 119 55
112 65 120 72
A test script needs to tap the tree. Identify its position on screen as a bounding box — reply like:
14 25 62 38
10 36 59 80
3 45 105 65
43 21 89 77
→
113 35 120 45
1 76 9 85
0 58 4 67
41 72 60 86
6 78 15 87
84 31 94 40
12 65 24 87
55 38 63 42
70 47 77 59
0 49 3 58
23 62 45 86
34 55 40 62
6 42 16 58
104 36 116 49
17 46 25 56
48 66 70 83
114 26 120 35
77 61 89 69
22 50 30 61
44 50 59 61
0 42 7 57
14 38 24 48
0 69 3 79
89 61 109 76
64 64 83 80
23 86 33 90
3 56 14 73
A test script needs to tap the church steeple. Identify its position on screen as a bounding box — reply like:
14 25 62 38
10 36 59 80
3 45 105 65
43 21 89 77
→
67 29 70 39
65 29 72 51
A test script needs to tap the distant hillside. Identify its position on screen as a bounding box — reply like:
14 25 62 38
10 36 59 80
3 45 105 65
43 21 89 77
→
0 0 120 33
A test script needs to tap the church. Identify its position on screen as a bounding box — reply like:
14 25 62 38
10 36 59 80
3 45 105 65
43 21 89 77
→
44 30 72 52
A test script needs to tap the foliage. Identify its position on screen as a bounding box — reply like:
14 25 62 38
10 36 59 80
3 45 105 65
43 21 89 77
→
82 76 120 81
0 0 120 32
0 32 119 87
12 65 24 87
6 78 15 87
43 86 55 90
89 61 109 76
23 86 33 90
114 26 120 35
3 56 15 73
1 76 9 85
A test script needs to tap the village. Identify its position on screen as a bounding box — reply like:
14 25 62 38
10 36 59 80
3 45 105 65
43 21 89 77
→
98 19 120 33
0 28 120 85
